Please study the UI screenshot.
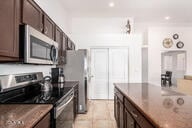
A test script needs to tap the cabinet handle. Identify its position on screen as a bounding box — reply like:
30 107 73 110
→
131 111 138 118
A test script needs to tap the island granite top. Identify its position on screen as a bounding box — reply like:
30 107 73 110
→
114 83 192 128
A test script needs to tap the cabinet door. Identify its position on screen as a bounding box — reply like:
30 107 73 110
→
74 85 79 119
119 101 124 128
44 15 55 39
124 109 135 128
61 33 67 64
55 26 62 65
34 113 50 128
62 33 67 51
22 0 43 32
72 43 75 50
136 124 141 128
114 94 118 122
67 39 72 50
0 0 20 60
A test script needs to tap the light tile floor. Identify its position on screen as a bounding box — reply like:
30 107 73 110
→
74 100 117 128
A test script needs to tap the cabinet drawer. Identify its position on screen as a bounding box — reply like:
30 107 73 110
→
114 88 123 102
124 98 154 128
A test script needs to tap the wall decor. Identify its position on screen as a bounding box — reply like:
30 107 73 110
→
173 33 179 40
177 98 184 105
176 41 184 49
163 38 173 48
125 19 131 34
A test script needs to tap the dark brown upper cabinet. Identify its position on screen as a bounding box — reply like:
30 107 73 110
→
44 14 55 40
22 0 43 32
72 42 76 50
63 33 68 51
55 26 62 47
67 38 73 50
55 26 63 65
0 0 20 61
0 0 76 62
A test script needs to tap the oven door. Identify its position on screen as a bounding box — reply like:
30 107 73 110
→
55 94 74 128
24 25 58 64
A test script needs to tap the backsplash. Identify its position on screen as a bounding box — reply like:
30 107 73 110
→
0 64 55 76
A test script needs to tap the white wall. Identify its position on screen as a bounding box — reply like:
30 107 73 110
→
148 27 192 86
70 17 142 83
70 17 134 35
0 64 54 76
34 0 70 34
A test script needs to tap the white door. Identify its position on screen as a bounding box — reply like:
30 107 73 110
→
91 48 129 99
108 48 129 99
91 49 109 99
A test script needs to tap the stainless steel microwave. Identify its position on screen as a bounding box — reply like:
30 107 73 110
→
22 25 58 65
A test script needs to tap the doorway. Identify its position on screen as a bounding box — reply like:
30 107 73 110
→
161 50 186 86
90 48 129 99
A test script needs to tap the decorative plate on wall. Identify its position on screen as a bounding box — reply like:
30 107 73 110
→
173 34 179 40
163 38 173 48
176 41 184 49
177 98 184 105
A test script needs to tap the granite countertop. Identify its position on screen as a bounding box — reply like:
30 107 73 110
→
0 104 52 128
114 83 192 128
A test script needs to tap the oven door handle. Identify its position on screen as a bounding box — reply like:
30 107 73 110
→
56 95 74 113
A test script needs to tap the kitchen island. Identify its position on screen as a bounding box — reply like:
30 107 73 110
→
114 83 192 128
0 104 52 128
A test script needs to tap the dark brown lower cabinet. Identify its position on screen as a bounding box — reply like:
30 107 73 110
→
114 93 124 128
74 85 79 119
114 87 155 128
114 94 117 122
124 108 135 128
136 124 141 128
34 113 50 128
119 101 124 128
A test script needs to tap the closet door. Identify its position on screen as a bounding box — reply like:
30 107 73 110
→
108 48 129 99
91 49 109 99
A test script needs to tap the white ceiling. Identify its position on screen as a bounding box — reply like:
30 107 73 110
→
61 0 192 23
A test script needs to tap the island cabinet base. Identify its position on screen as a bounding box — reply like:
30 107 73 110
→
114 87 155 128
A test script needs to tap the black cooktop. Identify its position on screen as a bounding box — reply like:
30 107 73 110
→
0 83 73 105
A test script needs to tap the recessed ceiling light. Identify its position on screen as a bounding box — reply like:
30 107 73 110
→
109 2 115 7
164 16 171 20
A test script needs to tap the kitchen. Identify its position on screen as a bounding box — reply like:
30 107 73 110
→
0 0 192 128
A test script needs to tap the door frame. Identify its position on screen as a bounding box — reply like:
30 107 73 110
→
89 46 129 99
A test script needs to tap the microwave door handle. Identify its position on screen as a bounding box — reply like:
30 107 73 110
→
55 48 58 62
50 45 55 62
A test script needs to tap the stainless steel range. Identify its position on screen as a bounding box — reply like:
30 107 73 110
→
0 72 74 128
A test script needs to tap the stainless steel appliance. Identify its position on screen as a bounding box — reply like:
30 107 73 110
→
56 89 74 128
51 68 65 83
64 49 88 113
21 25 58 64
0 72 74 128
